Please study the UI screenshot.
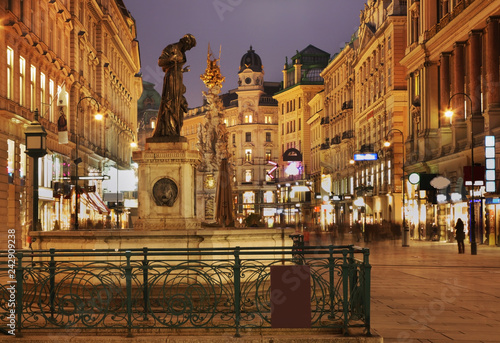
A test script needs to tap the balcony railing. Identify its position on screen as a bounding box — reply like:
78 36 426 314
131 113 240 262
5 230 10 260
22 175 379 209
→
341 100 353 110
342 130 354 140
1 246 371 337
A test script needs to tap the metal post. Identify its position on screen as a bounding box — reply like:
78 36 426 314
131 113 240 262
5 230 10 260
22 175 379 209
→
125 250 133 337
49 248 55 319
15 252 24 336
385 129 408 246
32 154 39 232
233 247 241 337
447 93 477 255
75 96 100 230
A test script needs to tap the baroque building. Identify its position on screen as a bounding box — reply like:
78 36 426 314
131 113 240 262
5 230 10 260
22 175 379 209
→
0 0 141 247
400 0 500 244
224 47 280 226
319 0 407 232
273 45 330 227
182 47 280 226
137 81 161 151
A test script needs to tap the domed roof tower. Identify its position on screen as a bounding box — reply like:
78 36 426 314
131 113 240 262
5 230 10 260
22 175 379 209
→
237 46 264 91
239 46 263 73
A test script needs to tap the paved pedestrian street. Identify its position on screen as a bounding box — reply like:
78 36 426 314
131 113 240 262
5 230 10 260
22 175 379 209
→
358 239 500 343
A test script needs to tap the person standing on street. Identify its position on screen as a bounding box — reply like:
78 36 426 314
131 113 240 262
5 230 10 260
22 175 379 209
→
455 218 465 254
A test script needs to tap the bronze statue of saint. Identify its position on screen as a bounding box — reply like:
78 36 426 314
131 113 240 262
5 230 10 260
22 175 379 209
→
152 34 196 138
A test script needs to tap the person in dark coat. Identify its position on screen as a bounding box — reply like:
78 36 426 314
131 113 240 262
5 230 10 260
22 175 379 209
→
455 218 465 254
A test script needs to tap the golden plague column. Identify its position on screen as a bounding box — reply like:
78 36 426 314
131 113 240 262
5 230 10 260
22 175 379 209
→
196 45 231 223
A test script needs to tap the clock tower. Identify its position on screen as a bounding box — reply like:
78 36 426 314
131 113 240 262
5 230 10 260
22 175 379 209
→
237 46 265 122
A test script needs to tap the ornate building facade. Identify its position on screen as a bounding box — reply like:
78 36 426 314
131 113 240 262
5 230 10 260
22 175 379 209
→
401 0 500 244
0 0 141 247
273 45 330 227
223 47 280 226
318 0 407 231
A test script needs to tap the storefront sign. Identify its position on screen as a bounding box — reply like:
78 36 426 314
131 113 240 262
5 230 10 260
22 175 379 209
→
353 153 378 161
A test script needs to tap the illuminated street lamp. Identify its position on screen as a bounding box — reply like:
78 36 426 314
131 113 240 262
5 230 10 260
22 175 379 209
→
25 109 47 232
75 96 101 230
384 128 408 247
445 92 477 255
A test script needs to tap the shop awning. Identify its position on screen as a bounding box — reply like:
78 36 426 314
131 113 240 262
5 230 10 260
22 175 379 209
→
88 192 110 214
80 192 99 212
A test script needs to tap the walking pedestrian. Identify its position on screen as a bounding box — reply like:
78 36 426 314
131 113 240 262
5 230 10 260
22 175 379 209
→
455 218 465 254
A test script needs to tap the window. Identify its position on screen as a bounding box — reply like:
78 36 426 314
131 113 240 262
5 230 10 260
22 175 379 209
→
266 132 271 142
281 123 284 134
265 115 272 124
265 150 271 161
20 0 25 21
30 64 36 110
245 149 252 162
20 144 26 186
7 47 14 100
49 80 54 122
7 140 15 184
413 72 420 98
387 160 391 185
245 132 251 142
40 72 45 113
387 35 392 50
245 170 252 182
298 119 301 131
244 114 253 123
40 10 45 41
19 57 26 106
243 191 255 204
232 134 235 144
263 190 274 203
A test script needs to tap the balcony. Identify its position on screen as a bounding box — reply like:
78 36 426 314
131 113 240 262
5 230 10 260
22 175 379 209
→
342 130 354 140
341 100 353 110
359 144 374 153
331 135 341 145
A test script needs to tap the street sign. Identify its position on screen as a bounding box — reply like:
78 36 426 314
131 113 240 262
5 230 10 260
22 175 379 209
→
353 153 378 161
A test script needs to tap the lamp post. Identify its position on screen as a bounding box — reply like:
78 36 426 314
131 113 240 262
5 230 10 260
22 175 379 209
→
25 109 47 232
445 92 477 255
384 128 408 247
74 96 100 230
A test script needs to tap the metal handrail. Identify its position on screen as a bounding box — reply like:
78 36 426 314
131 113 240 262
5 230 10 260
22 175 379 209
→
1 245 371 338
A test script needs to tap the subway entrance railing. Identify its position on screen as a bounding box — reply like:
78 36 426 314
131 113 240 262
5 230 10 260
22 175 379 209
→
0 245 371 337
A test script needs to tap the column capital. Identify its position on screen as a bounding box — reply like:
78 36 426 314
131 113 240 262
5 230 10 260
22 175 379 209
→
453 41 467 48
468 30 483 37
440 51 452 58
486 16 500 24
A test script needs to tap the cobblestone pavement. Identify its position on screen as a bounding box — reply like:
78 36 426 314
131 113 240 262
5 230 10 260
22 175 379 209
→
354 238 500 343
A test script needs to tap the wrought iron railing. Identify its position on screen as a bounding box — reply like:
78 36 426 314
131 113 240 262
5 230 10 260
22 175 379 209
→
0 245 371 337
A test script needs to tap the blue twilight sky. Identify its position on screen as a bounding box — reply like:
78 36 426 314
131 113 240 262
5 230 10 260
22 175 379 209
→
122 0 367 108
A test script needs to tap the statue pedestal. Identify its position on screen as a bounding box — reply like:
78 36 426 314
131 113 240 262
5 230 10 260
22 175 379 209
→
132 140 201 230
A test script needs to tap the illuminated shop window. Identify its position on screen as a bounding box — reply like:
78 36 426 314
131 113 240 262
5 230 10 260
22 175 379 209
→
243 191 255 204
8 140 15 184
245 170 252 182
264 191 274 203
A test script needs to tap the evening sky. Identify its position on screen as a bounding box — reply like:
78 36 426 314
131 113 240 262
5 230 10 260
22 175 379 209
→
122 0 367 108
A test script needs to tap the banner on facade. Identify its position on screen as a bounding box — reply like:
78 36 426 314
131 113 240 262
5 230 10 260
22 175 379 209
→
57 85 68 144
57 107 68 144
